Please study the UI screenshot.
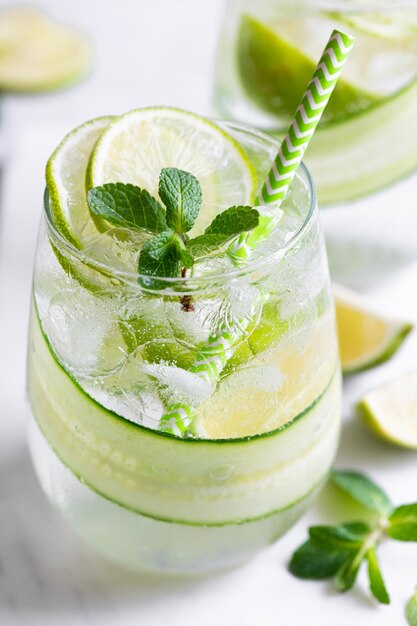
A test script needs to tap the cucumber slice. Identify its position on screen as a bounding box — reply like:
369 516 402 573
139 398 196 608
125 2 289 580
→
30 416 323 572
306 77 417 204
28 300 341 526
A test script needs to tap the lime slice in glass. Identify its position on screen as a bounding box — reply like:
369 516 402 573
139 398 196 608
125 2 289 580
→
46 116 114 249
334 285 413 374
0 8 92 92
46 107 257 294
237 14 379 125
199 313 338 439
87 106 256 236
357 372 417 449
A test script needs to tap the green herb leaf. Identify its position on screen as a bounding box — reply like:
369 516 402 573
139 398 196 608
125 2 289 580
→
158 168 201 234
289 540 350 580
406 589 417 626
309 522 370 551
331 470 393 516
188 205 259 256
138 230 182 288
366 546 390 604
88 183 167 233
177 245 195 269
204 205 259 236
334 551 363 592
387 503 417 541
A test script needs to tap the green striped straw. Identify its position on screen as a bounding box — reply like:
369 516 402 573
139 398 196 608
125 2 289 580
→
229 29 355 264
159 29 355 437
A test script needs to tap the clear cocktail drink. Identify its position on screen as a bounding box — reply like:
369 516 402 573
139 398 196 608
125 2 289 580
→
27 110 341 573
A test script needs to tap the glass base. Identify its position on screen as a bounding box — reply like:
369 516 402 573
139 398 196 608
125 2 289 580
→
29 418 324 574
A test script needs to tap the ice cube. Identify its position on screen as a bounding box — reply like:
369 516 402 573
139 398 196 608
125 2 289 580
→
142 363 213 403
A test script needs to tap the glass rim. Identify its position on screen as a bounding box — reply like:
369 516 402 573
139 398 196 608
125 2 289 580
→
43 120 317 292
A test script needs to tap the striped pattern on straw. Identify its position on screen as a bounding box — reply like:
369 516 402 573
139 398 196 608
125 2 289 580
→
159 29 355 437
159 304 260 437
228 30 355 264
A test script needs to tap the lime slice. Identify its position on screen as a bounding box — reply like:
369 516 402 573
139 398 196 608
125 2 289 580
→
357 372 417 449
334 285 413 374
0 8 92 92
46 116 113 249
199 313 338 438
237 14 379 125
87 106 256 236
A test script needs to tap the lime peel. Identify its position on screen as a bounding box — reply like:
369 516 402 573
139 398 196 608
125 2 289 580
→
46 116 114 249
357 372 417 449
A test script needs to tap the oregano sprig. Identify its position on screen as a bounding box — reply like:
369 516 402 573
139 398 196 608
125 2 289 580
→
289 469 417 606
87 167 260 305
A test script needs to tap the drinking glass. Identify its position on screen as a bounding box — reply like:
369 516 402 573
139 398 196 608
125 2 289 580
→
27 122 341 573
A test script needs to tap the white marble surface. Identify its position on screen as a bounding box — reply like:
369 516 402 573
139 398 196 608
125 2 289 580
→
0 1 417 624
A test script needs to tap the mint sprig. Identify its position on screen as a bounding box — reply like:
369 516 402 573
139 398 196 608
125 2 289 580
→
87 168 260 300
289 469 417 605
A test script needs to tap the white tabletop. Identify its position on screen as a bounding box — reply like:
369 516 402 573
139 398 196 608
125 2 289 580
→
0 1 416 625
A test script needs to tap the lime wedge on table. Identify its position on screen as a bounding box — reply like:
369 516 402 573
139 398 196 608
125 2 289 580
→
0 8 91 92
357 372 417 449
237 14 379 124
87 106 256 236
334 285 413 374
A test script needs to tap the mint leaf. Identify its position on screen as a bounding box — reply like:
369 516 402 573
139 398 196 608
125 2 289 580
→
176 244 194 269
187 233 233 258
367 546 390 604
188 205 259 256
331 470 393 516
138 231 181 288
88 183 167 233
158 168 201 234
204 205 259 236
289 540 350 580
334 551 363 592
387 503 417 541
309 522 370 551
406 589 417 626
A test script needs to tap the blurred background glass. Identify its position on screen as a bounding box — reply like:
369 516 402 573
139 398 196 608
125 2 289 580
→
214 0 417 288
